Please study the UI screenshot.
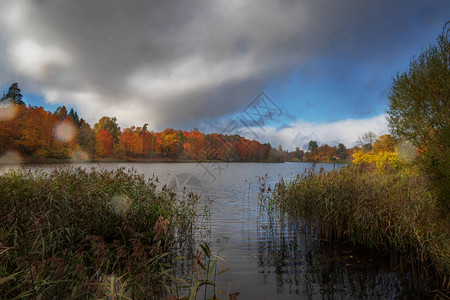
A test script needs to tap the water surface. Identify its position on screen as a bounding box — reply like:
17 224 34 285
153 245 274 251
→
5 162 432 299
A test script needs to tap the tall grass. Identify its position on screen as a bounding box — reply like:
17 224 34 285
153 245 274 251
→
0 167 199 299
264 165 449 292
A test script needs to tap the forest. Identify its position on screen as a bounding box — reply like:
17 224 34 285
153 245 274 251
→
0 83 361 164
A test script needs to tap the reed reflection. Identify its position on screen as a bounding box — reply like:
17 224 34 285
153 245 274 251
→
256 207 432 299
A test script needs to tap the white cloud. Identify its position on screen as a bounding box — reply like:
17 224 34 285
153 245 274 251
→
240 114 389 150
0 0 447 132
128 54 256 100
9 39 72 81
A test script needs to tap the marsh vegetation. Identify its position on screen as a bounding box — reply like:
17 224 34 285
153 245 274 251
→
260 165 450 296
0 167 211 299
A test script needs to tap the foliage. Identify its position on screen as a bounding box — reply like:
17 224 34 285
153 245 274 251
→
94 116 121 144
372 134 395 152
95 129 114 157
308 140 318 153
68 108 81 127
0 83 275 163
387 23 450 210
337 143 347 160
352 134 402 173
353 150 402 173
161 129 183 157
292 146 304 161
0 83 361 164
77 122 96 156
0 167 200 298
54 106 68 121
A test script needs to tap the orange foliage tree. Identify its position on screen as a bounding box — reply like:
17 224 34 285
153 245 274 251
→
95 129 114 157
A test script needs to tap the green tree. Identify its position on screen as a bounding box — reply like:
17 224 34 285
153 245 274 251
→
277 145 286 162
294 146 304 160
267 147 280 162
54 106 67 121
78 122 95 155
387 23 450 211
68 108 81 127
1 83 24 105
337 143 347 160
308 140 318 153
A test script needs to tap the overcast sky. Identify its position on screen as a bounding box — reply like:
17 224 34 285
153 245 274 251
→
0 0 448 150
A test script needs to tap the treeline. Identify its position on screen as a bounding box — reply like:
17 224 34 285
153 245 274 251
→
287 141 356 163
0 83 277 162
0 83 362 163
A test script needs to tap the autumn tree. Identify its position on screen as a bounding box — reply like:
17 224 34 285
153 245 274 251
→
372 134 395 153
140 125 152 157
161 128 182 157
95 129 114 157
16 106 54 155
353 134 401 174
205 134 227 160
153 133 163 154
0 95 279 163
94 116 121 144
120 126 150 157
184 130 205 160
387 23 449 210
0 107 20 153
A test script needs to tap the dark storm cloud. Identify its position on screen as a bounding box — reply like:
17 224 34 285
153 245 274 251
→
0 0 448 129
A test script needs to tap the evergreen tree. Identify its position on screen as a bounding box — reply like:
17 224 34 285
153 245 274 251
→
54 106 68 121
68 108 81 127
1 83 25 105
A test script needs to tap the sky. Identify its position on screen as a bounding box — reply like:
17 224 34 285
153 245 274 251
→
0 0 448 150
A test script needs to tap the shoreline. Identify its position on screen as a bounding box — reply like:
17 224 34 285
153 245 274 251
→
1 157 350 165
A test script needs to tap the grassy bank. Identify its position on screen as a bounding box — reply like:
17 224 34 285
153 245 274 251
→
0 167 199 299
263 165 449 291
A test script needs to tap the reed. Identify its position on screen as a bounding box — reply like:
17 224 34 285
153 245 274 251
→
0 167 200 299
264 165 450 291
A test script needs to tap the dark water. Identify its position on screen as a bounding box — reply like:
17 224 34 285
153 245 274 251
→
4 162 433 299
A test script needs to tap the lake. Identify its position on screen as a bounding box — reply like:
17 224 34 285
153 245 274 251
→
4 162 432 299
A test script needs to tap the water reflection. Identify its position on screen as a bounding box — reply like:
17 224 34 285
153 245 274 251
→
256 209 432 299
5 162 436 299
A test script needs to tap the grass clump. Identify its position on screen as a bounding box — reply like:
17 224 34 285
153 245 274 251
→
266 165 449 290
0 167 199 299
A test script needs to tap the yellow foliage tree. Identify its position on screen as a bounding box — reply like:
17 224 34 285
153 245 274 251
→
353 134 402 173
